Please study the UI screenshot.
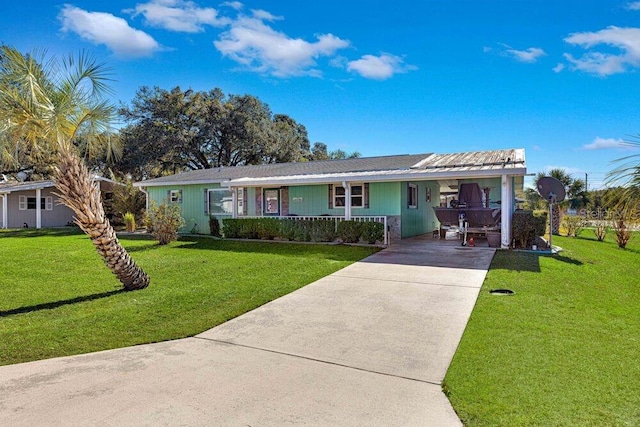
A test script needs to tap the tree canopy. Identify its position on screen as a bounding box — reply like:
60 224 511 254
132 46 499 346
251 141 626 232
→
116 86 312 179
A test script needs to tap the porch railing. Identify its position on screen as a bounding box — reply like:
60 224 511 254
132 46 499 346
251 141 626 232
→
242 215 388 245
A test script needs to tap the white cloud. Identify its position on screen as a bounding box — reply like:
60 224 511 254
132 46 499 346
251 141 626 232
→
582 136 637 150
486 43 546 63
346 53 417 80
562 26 640 76
626 1 640 10
221 1 243 11
552 62 565 73
59 5 161 57
130 0 229 32
214 11 349 77
506 46 546 63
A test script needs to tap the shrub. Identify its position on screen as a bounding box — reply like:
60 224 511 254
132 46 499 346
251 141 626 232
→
310 219 337 242
593 220 608 241
123 212 136 233
612 217 632 249
257 218 280 240
221 218 241 238
112 180 146 224
512 210 547 249
146 201 185 245
360 221 384 244
562 215 585 237
209 216 221 237
337 220 362 243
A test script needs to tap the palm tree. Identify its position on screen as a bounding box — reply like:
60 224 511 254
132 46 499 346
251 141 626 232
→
534 168 585 235
0 45 149 290
607 136 640 190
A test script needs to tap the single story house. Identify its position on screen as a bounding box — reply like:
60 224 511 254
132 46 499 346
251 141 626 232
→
134 148 526 247
0 177 119 229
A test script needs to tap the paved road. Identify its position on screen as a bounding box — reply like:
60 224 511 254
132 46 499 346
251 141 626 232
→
0 236 495 426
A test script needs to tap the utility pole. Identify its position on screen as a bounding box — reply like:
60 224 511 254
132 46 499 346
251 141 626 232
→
585 173 588 192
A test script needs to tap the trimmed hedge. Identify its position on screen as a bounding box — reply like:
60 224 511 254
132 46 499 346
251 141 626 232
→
221 218 384 244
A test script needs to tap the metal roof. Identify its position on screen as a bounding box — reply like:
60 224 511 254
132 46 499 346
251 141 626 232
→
135 148 526 187
0 176 118 194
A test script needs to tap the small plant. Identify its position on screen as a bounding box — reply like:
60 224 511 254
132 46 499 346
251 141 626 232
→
190 222 200 234
593 221 608 241
562 215 585 237
209 216 221 237
612 218 631 249
123 212 136 233
146 200 185 245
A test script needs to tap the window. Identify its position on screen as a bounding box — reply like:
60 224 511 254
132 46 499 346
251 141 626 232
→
264 189 280 215
208 189 233 215
18 195 52 210
334 184 364 208
237 188 244 215
169 190 182 203
407 183 418 209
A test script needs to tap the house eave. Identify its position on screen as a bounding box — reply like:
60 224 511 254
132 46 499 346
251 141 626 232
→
222 167 527 187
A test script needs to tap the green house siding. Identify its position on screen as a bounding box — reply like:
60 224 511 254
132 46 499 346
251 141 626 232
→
147 184 225 234
288 182 401 217
400 181 440 238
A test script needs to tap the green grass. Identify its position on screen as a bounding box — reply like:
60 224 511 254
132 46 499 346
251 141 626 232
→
0 228 379 366
444 232 640 426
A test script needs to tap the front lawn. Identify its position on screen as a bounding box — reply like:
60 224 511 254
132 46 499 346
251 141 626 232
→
0 228 379 366
444 233 639 426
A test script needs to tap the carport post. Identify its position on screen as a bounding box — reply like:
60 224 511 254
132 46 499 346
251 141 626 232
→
1 194 7 228
500 174 512 248
36 188 42 229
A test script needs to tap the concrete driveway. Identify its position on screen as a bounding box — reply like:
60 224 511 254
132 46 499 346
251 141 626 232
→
0 236 495 426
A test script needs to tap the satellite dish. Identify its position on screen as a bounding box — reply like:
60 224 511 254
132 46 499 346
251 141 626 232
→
536 176 566 204
535 176 566 253
16 171 27 182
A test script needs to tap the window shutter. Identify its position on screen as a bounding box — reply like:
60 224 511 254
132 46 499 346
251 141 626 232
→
364 183 369 209
328 184 333 209
204 189 209 214
167 190 171 203
243 188 248 215
45 196 53 211
19 195 27 211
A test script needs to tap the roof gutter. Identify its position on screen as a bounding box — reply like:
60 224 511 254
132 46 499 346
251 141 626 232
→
221 167 527 187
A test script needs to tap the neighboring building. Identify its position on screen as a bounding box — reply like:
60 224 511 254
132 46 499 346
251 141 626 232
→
134 148 526 247
0 178 119 229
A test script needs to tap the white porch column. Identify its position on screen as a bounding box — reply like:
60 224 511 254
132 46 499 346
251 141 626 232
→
342 181 352 220
1 194 7 229
36 188 42 229
501 174 513 248
231 188 238 219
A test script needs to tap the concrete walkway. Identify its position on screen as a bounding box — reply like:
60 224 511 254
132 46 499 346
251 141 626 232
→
0 236 495 426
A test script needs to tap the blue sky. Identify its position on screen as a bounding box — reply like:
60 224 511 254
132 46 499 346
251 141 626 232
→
2 1 640 188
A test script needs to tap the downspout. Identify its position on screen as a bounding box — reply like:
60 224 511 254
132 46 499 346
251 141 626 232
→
342 181 351 220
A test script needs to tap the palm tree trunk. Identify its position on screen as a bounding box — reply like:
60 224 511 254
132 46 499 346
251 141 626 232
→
53 151 150 290
552 205 561 235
